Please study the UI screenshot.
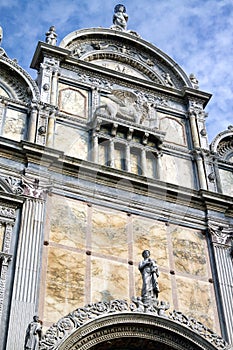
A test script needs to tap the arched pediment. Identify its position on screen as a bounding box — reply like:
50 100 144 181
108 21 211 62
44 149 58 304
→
210 127 233 162
0 53 40 103
39 300 229 350
59 28 192 90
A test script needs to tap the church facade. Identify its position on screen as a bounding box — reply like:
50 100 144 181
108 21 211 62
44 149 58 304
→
0 5 232 350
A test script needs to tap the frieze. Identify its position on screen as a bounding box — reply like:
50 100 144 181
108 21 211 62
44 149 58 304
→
60 64 186 114
0 205 16 219
39 299 229 350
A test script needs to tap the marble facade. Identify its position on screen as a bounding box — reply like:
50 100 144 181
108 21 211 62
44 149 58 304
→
0 6 232 349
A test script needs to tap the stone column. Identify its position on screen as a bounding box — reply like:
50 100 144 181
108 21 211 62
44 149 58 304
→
189 111 200 148
50 69 60 106
28 102 39 143
6 198 45 350
109 139 115 168
92 134 99 163
141 149 147 176
208 225 233 344
125 144 131 172
46 110 56 147
156 153 163 180
194 150 207 190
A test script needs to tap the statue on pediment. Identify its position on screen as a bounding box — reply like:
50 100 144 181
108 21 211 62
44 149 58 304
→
112 4 128 31
45 26 57 46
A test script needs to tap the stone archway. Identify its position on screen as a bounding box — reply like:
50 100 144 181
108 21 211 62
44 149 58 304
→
39 300 229 350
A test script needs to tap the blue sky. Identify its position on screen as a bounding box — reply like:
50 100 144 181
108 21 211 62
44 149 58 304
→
0 0 233 142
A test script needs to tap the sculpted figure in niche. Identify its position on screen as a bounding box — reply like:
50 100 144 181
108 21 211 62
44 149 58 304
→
24 315 42 350
139 250 160 301
112 4 128 30
94 89 142 124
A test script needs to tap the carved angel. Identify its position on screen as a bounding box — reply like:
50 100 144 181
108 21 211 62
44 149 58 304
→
94 89 142 123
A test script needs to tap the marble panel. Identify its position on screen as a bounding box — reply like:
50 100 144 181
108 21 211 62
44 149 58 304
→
54 124 88 159
58 83 88 119
44 247 85 323
171 226 207 276
91 257 129 302
133 217 169 269
3 108 26 141
159 115 186 146
219 169 233 196
161 154 194 188
49 195 87 249
91 206 127 258
176 277 217 330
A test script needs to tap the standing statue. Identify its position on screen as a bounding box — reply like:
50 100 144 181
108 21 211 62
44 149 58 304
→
24 315 42 350
112 4 128 31
139 250 160 301
45 26 57 46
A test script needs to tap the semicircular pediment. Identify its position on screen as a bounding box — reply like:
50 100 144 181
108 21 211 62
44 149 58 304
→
39 300 229 350
0 54 40 103
59 28 192 90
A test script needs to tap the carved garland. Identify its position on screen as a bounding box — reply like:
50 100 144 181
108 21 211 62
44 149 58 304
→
39 300 229 350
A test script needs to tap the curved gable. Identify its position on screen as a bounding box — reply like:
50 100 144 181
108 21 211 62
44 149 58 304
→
60 28 192 90
0 54 40 103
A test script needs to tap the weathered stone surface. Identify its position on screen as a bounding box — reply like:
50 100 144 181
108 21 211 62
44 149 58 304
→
91 257 129 302
161 154 194 188
58 83 88 118
132 217 169 269
159 115 186 146
3 109 26 141
176 277 216 330
219 169 233 196
171 226 207 276
92 206 127 258
50 195 87 249
54 124 88 159
44 247 85 323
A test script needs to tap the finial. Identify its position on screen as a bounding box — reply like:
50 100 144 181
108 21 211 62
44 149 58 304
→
45 26 57 46
111 4 128 31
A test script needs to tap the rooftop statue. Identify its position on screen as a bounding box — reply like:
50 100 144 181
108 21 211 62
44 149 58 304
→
45 26 57 46
139 250 160 302
111 4 128 31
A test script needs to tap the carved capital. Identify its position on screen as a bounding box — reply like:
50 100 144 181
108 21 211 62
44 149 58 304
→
208 225 233 245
